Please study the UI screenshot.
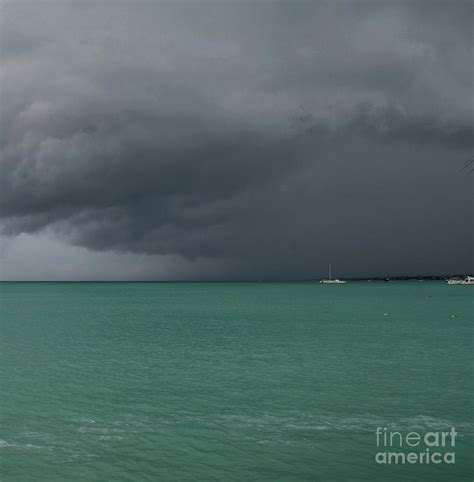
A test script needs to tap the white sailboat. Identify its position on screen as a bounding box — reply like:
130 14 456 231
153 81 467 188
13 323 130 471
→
447 275 474 285
320 264 346 284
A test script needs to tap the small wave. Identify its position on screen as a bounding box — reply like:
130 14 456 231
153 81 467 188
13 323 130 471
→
75 417 96 424
24 443 42 449
98 435 124 441
0 440 42 450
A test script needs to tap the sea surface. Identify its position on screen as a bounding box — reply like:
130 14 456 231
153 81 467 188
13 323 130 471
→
0 281 472 481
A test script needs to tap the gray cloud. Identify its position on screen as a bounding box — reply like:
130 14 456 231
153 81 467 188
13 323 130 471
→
1 0 472 279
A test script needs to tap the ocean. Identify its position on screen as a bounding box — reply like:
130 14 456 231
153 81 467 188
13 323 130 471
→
0 281 472 481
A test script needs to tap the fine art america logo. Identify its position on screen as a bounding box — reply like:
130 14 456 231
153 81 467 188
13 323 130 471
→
375 427 457 464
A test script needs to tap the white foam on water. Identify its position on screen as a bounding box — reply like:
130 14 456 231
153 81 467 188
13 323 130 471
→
212 413 474 436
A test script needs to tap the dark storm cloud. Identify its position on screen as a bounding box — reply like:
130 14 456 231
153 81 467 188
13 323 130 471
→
1 0 472 278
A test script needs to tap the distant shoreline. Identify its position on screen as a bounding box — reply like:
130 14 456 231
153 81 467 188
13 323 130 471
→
339 275 470 282
0 275 471 283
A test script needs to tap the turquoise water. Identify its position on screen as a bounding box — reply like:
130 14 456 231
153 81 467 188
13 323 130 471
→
0 281 472 481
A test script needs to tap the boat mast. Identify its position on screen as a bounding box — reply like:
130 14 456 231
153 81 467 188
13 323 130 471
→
329 263 332 281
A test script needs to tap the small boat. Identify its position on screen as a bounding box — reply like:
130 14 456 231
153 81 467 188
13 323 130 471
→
320 264 346 284
447 276 474 285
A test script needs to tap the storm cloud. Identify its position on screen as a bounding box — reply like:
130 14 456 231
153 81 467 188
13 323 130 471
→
1 0 472 279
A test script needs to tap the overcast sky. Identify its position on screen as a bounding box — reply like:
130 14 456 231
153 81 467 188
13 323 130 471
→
0 0 472 280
